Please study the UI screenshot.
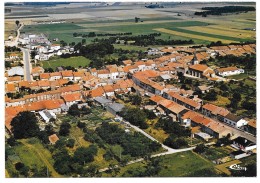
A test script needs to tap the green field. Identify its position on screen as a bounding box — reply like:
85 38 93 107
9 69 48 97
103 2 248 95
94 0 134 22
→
22 20 212 45
22 12 255 45
226 73 250 80
6 138 61 177
41 56 91 69
109 151 217 177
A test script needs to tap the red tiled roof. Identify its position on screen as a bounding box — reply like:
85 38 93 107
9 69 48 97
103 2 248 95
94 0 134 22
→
103 85 115 93
49 134 59 144
189 64 209 72
50 72 62 77
40 73 50 79
60 84 81 93
122 60 132 65
216 66 239 73
62 93 82 102
31 67 44 74
6 84 16 93
248 119 256 128
97 69 110 75
7 76 21 82
38 80 50 87
89 87 105 98
61 70 73 77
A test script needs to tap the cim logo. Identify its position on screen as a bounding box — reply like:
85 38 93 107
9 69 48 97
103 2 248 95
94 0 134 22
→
229 164 247 171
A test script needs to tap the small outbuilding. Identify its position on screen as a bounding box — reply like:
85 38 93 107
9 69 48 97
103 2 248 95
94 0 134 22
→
48 134 59 145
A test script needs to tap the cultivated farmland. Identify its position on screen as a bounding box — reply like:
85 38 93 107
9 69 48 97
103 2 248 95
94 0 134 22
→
154 28 237 44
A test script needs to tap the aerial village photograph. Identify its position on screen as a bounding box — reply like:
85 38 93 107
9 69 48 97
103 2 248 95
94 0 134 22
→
4 0 257 179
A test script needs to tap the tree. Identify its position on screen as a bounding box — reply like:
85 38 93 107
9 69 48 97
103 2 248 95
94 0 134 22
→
68 104 80 117
143 109 156 120
232 92 241 101
82 39 86 44
66 138 75 148
73 146 97 165
144 157 162 176
203 89 217 101
11 111 39 139
53 148 72 175
77 121 86 129
7 136 16 146
59 122 71 136
229 98 238 109
130 94 142 105
120 106 148 129
31 166 49 177
15 20 20 27
81 106 91 115
37 131 49 144
194 144 206 154
84 164 100 177
242 101 256 112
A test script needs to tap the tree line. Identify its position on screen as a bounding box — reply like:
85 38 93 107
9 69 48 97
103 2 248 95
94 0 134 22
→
195 6 255 16
73 32 132 38
91 33 194 47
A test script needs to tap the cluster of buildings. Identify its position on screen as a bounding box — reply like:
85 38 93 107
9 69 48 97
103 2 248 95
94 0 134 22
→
18 33 74 61
5 43 256 144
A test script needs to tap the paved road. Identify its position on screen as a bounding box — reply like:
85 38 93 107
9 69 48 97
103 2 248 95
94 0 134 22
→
22 48 32 81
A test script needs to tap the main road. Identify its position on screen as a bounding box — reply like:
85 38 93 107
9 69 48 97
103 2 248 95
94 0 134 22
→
22 48 32 81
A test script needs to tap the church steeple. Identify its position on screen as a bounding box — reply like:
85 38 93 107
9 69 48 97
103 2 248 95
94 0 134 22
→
191 51 199 65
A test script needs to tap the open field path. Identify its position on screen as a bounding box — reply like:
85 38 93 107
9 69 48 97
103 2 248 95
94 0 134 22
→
20 140 63 178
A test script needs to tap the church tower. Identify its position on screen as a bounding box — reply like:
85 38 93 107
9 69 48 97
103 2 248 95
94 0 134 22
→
191 52 199 65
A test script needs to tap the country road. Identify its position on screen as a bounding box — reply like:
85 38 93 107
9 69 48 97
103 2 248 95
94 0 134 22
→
5 24 23 47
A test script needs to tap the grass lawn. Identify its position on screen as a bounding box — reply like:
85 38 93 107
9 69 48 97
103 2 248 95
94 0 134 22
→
226 73 249 80
158 151 216 177
19 138 62 177
5 160 18 177
41 56 90 69
13 140 45 169
244 78 256 87
210 95 230 107
111 151 217 177
202 146 234 161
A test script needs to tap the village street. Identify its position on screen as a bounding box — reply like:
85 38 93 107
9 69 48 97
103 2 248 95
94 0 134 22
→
22 48 32 81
